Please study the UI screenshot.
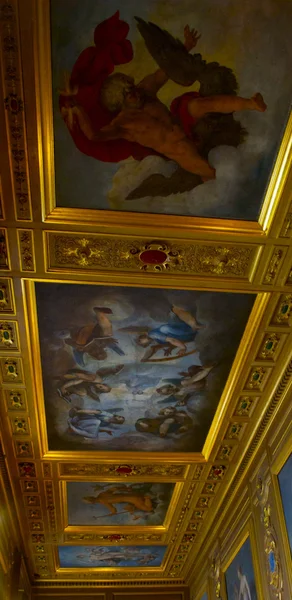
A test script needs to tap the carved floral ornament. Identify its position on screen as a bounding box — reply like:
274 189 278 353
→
256 477 284 600
48 232 256 278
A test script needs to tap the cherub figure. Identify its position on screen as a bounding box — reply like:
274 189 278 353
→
60 12 267 187
120 305 203 362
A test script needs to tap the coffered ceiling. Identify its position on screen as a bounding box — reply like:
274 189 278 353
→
0 0 291 596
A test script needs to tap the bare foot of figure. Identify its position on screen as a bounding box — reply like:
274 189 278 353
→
251 93 267 112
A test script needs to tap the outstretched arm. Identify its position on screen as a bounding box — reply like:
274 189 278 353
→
138 26 201 96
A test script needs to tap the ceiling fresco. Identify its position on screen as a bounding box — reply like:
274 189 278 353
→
0 0 291 596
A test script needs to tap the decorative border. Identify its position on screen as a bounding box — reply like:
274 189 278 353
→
17 229 35 271
45 232 260 279
59 463 187 479
0 0 32 220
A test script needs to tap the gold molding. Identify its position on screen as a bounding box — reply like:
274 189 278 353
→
45 231 261 279
0 0 32 220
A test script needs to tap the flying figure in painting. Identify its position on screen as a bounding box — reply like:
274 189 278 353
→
82 483 156 521
120 305 203 361
157 363 215 406
76 547 157 566
67 407 125 439
60 11 267 193
58 306 125 366
55 364 124 403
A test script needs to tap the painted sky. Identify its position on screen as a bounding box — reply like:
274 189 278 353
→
35 283 255 452
58 544 166 568
278 453 292 555
51 0 292 219
66 481 175 526
225 537 258 600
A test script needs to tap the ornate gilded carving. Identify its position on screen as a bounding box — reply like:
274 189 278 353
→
24 495 40 506
234 396 259 417
47 232 256 278
0 357 23 382
5 389 27 410
263 248 285 284
216 445 234 461
0 278 14 313
211 556 222 599
44 480 56 531
28 508 41 519
280 211 292 238
286 266 292 285
273 294 292 324
202 482 218 494
192 244 254 277
0 229 9 269
22 480 38 493
0 0 32 220
207 465 227 480
258 333 281 360
14 440 33 457
31 534 45 544
59 462 186 478
0 320 19 349
10 416 30 435
196 496 211 508
18 462 36 478
192 465 205 480
17 229 35 271
245 366 268 389
42 463 52 478
225 422 244 439
257 480 284 599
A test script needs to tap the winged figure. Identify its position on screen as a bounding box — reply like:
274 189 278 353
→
119 305 203 362
55 364 124 404
60 11 266 195
156 363 215 406
59 307 125 366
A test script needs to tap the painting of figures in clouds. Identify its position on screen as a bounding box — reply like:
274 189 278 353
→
225 537 258 600
51 0 292 220
58 545 166 568
66 481 175 526
35 282 254 453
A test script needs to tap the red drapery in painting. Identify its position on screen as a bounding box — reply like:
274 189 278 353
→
59 11 199 163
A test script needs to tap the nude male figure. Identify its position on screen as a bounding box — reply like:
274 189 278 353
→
63 26 266 180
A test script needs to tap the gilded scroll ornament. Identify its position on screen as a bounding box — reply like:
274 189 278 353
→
59 462 186 478
263 248 285 284
211 556 222 599
48 232 256 278
0 0 31 220
263 509 284 599
17 230 35 271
